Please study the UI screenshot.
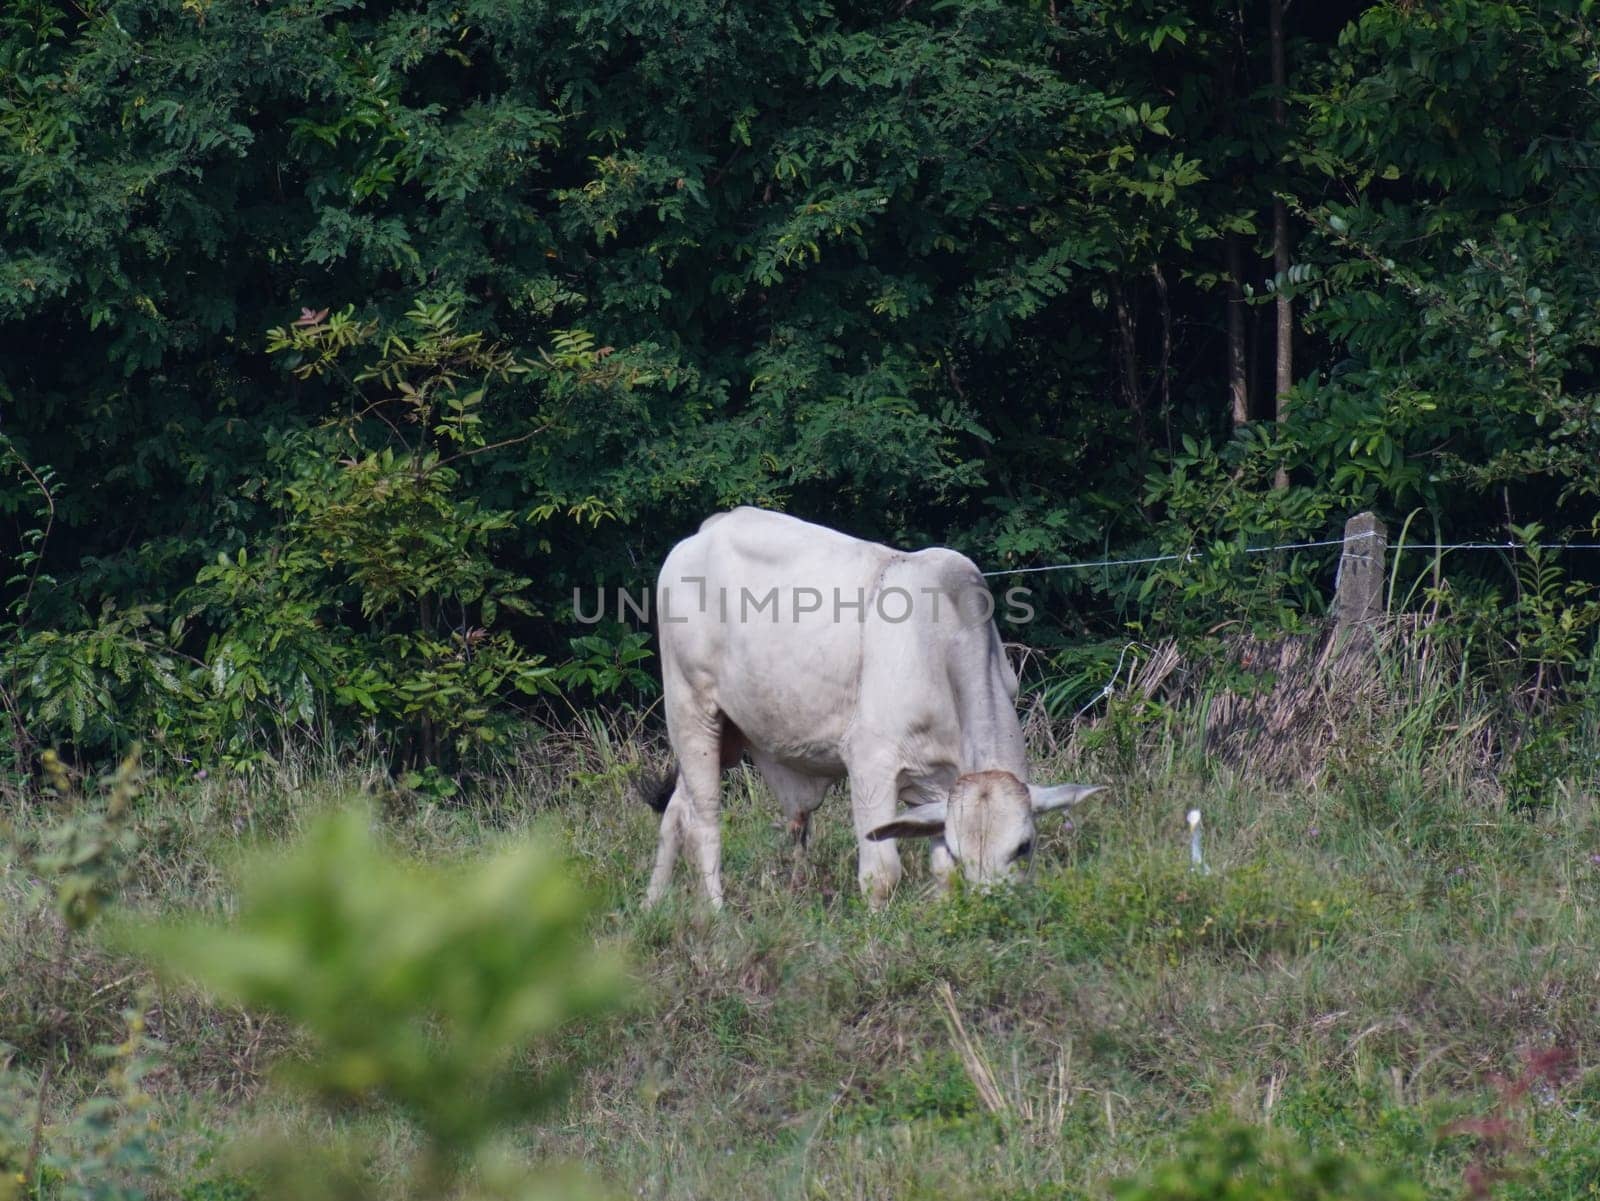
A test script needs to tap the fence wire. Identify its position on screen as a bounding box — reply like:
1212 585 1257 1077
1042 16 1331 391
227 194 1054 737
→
981 537 1600 579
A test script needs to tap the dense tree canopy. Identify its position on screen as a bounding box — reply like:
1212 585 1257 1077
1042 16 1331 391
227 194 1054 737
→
2 0 1597 759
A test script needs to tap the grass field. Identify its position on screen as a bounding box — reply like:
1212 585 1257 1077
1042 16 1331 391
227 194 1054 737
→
4 680 1599 1200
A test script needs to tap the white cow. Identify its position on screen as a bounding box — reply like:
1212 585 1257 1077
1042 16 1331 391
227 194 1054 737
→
643 508 1105 909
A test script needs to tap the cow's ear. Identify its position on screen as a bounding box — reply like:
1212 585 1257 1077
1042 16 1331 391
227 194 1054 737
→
1029 783 1106 814
866 802 947 841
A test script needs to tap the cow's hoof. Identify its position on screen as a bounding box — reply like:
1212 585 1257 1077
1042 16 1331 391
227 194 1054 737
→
863 881 897 910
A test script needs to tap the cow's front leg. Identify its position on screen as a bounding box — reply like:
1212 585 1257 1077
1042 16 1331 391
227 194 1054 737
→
647 772 724 909
847 761 903 908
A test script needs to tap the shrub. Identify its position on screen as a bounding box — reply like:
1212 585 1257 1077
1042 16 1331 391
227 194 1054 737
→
116 805 626 1201
1105 1122 1427 1201
841 1052 983 1131
0 749 164 1201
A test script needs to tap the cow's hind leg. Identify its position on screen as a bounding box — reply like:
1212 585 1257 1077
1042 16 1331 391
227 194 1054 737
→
645 711 732 909
645 785 687 906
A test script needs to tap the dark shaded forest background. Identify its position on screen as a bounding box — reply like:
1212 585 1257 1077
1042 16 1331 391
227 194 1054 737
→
3 0 1598 767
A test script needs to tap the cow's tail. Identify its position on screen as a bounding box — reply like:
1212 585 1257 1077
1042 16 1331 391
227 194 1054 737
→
638 763 678 814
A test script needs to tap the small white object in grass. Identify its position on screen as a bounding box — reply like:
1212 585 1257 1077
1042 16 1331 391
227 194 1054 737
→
1187 808 1210 875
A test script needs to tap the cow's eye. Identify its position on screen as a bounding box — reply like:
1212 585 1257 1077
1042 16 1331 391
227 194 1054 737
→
1012 838 1034 862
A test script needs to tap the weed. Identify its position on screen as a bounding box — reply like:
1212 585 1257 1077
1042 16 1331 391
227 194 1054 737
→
1105 1121 1427 1201
936 853 1364 966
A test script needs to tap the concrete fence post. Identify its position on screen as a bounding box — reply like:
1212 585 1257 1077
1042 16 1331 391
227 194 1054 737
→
1331 511 1387 633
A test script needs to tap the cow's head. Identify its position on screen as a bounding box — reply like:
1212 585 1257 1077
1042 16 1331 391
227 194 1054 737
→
865 770 1105 885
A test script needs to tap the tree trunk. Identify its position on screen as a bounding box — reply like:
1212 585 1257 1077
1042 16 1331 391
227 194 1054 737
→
1226 234 1248 427
1218 31 1249 430
1269 0 1292 488
1112 280 1145 448
1151 263 1173 452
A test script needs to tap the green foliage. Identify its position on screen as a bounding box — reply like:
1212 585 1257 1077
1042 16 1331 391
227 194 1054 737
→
558 626 657 703
3 606 190 755
206 300 557 760
937 852 1362 965
0 747 164 1201
0 1003 164 1201
1502 721 1596 813
1502 526 1600 693
1105 1122 1427 1201
841 1052 982 1131
1085 694 1170 775
3 0 1600 767
178 1179 257 1201
1397 524 1600 723
7 747 143 939
0 0 1249 709
1291 0 1600 529
1037 641 1151 721
1136 433 1346 636
117 805 624 1199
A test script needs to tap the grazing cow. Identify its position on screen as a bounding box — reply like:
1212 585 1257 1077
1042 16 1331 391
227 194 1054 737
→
643 508 1105 909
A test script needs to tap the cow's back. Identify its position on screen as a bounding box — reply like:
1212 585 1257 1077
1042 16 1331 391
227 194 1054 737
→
655 509 894 770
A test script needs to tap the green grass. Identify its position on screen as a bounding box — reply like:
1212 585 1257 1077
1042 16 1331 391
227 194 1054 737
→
3 698 1599 1199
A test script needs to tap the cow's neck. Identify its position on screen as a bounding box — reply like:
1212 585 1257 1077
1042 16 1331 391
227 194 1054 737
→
954 631 1028 780
960 703 1027 779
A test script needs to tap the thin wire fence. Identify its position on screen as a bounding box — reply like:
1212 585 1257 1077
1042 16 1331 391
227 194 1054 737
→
981 537 1600 578
1002 528 1600 722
